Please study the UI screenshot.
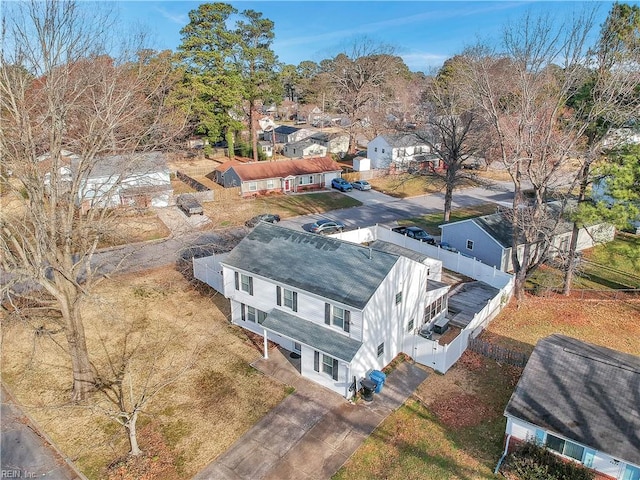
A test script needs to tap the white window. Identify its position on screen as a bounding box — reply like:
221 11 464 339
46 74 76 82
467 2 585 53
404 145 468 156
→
395 292 403 305
324 303 350 332
284 289 294 309
241 274 252 293
466 239 474 250
314 351 338 380
332 306 345 328
299 175 314 185
377 342 384 357
246 306 256 322
248 182 257 191
374 147 378 152
235 272 253 295
407 318 414 332
322 354 334 375
266 179 275 189
425 296 447 323
277 286 297 312
545 434 585 462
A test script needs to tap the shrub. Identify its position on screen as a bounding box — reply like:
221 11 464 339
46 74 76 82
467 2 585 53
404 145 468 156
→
502 441 594 480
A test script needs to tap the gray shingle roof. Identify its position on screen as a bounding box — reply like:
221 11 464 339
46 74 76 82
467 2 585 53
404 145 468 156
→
261 309 362 362
275 125 300 135
74 152 168 179
222 223 399 309
505 334 640 465
381 132 431 148
473 202 578 248
368 240 430 264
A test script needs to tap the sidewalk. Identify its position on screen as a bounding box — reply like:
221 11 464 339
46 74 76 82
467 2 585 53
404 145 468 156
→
192 348 428 480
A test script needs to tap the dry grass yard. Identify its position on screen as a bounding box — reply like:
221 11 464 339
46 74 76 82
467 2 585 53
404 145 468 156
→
335 296 640 480
1 267 288 479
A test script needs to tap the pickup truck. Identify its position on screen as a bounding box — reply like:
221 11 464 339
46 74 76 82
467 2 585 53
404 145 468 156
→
177 194 203 217
392 225 436 245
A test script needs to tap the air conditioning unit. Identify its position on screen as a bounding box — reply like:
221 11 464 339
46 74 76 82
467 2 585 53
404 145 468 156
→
433 317 449 335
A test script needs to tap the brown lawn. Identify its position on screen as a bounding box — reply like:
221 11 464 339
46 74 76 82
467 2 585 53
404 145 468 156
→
1 266 288 479
335 296 640 480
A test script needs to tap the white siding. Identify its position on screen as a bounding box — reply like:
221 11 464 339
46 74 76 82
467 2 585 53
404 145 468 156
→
506 417 629 480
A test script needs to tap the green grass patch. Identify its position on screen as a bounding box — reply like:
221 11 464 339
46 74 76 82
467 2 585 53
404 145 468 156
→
398 204 497 235
262 192 361 216
368 174 445 198
526 234 640 290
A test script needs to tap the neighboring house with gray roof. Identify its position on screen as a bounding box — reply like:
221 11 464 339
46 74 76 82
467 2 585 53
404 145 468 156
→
282 139 327 159
42 151 172 211
439 204 615 272
367 132 438 170
213 222 439 398
502 334 640 480
263 125 314 144
309 132 350 154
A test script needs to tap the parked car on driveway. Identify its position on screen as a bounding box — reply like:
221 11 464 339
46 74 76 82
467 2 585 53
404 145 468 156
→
351 180 372 191
245 213 281 228
309 219 345 235
331 178 353 192
392 225 436 245
439 242 458 253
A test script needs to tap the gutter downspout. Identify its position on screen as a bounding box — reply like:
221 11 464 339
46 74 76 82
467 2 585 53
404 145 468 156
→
494 433 512 475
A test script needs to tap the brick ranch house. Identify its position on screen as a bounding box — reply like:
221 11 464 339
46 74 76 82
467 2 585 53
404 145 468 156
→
212 157 343 197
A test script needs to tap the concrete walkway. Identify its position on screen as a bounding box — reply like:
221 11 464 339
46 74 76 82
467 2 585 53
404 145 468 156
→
193 348 428 480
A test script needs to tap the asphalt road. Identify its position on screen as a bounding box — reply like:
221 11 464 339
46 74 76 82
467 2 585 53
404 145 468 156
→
1 386 81 479
92 181 516 274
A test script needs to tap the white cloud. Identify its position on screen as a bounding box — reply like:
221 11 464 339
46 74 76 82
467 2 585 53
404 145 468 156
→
153 5 188 26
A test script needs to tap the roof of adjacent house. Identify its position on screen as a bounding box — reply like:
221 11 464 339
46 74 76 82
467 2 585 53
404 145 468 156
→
261 309 362 362
214 159 244 173
379 133 431 148
222 223 401 309
229 157 341 182
72 151 168 179
505 334 640 466
286 139 318 149
441 202 586 249
274 125 300 135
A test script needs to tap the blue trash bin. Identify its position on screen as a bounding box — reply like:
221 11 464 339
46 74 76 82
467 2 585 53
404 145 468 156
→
369 370 387 393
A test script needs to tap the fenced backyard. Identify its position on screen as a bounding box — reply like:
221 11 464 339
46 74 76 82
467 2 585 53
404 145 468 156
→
468 337 529 367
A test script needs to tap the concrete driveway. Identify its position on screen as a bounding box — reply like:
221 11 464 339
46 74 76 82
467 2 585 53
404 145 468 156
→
193 348 428 480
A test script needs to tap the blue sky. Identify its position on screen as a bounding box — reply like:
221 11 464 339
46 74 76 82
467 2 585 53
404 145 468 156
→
117 1 628 72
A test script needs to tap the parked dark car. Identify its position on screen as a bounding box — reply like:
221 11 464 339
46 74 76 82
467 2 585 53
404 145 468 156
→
392 225 436 245
309 219 345 235
177 194 203 216
245 213 281 228
331 177 353 192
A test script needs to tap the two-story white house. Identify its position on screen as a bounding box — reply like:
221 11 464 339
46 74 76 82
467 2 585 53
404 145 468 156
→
218 222 440 398
367 133 439 170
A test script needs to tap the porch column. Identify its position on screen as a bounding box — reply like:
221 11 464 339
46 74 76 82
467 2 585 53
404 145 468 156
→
262 328 269 359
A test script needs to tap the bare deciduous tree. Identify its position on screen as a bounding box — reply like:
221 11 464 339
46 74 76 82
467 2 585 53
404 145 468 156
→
92 316 199 456
0 0 185 400
461 9 613 299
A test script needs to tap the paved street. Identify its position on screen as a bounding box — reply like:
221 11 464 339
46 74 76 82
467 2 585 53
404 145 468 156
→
1 386 82 480
92 181 516 274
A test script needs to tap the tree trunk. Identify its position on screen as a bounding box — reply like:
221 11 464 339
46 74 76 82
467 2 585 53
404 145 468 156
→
250 102 259 162
562 159 592 295
443 167 456 222
64 308 95 401
55 280 95 402
127 411 142 456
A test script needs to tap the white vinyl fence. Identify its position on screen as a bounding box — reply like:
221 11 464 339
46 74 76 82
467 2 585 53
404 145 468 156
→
193 253 229 293
334 225 515 373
